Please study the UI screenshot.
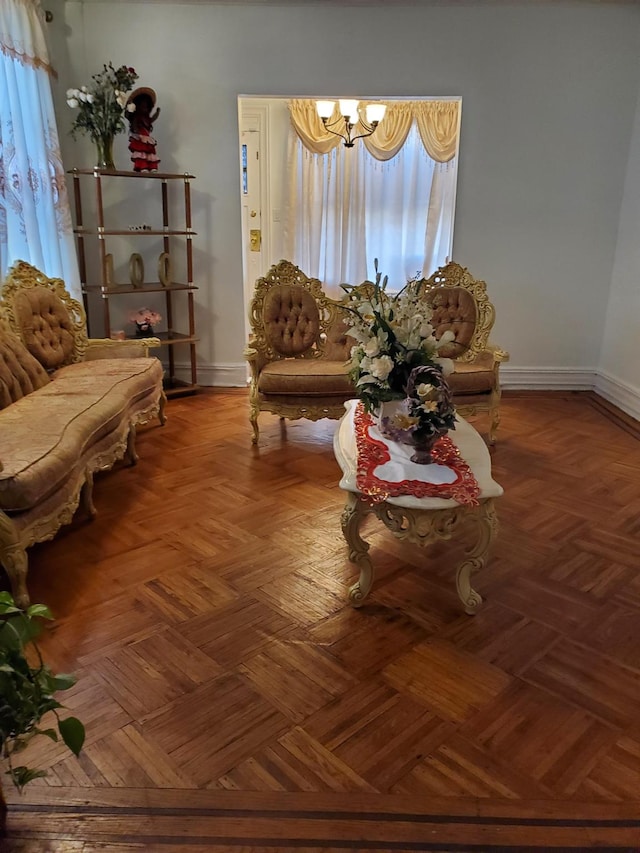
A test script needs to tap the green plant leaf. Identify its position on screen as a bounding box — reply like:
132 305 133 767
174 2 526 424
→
35 727 59 742
27 604 53 620
7 766 48 791
52 673 77 692
58 716 85 756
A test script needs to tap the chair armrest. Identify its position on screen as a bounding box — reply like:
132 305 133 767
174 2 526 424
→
244 344 268 377
487 343 510 363
84 337 162 360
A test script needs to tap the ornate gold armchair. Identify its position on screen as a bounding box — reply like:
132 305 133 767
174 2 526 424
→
244 260 354 444
419 262 509 443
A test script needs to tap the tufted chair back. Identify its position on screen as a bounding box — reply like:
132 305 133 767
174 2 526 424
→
13 286 76 370
425 286 477 359
0 321 50 410
263 284 320 356
418 261 496 364
0 261 88 371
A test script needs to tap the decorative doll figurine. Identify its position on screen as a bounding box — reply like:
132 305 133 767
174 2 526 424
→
126 87 161 172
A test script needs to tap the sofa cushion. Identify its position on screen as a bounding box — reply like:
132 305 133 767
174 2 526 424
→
258 358 353 396
13 285 76 370
0 358 163 512
0 326 50 410
446 359 496 395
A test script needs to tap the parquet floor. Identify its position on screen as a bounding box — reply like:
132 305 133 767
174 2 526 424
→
3 389 640 852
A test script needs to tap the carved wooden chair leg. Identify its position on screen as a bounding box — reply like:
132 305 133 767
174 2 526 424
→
455 499 498 615
341 493 375 606
250 406 260 445
0 518 30 608
126 427 138 466
80 471 97 519
158 391 167 426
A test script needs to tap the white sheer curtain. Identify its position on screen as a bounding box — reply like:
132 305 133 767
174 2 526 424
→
0 0 80 296
285 108 458 296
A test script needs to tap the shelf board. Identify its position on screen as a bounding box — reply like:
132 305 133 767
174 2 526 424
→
164 379 199 398
128 331 198 345
68 168 195 180
74 228 196 237
83 282 198 294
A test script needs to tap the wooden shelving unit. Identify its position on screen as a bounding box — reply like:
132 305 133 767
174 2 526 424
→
69 168 199 397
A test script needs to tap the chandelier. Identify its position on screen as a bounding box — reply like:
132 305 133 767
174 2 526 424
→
316 99 387 148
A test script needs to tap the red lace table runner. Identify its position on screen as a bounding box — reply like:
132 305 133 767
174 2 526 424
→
354 402 480 506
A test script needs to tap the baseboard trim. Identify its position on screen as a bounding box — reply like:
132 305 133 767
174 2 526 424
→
500 366 597 391
593 370 640 422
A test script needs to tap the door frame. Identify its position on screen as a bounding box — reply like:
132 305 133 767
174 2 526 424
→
238 99 271 340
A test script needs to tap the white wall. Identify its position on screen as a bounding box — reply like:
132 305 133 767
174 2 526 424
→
50 1 640 388
597 83 640 420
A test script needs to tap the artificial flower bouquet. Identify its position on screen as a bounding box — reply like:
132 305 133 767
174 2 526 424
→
341 261 457 441
67 63 138 142
129 308 162 332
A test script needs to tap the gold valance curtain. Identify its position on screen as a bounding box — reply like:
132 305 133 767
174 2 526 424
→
287 99 459 163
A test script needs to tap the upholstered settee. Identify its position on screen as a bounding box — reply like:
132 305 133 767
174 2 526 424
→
0 261 166 606
245 260 354 444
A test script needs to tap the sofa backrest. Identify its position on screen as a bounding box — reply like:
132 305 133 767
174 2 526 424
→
0 261 88 370
0 321 50 410
248 260 345 362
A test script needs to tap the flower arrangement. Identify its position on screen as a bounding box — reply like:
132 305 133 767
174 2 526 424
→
67 63 138 143
129 308 161 332
341 261 457 442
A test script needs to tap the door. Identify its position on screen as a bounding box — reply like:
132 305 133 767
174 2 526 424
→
240 120 263 336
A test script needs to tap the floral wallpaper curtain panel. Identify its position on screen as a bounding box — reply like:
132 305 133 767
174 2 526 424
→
0 0 80 297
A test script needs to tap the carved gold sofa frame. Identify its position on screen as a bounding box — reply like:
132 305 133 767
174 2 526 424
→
244 260 354 444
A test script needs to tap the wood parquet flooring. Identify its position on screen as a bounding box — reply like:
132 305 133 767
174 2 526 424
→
3 389 640 852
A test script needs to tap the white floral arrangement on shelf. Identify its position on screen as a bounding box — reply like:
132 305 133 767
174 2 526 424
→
341 260 457 440
67 63 138 142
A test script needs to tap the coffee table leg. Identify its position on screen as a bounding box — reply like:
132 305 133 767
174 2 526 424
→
455 499 498 615
341 493 375 607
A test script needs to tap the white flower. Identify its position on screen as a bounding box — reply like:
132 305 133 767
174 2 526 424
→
86 94 95 104
66 88 74 99
419 400 439 413
419 320 434 338
116 92 128 109
67 98 79 108
436 330 456 349
126 103 136 113
416 382 435 399
77 91 88 102
81 86 88 92
364 337 380 358
435 357 454 376
369 355 394 381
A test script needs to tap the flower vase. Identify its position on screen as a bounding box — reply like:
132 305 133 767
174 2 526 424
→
94 134 115 170
135 322 154 337
376 399 448 465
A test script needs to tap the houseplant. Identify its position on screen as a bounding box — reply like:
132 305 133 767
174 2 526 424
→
341 261 457 463
0 592 85 806
129 307 162 336
67 62 139 169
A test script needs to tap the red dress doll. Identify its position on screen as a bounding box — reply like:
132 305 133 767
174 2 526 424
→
126 87 161 172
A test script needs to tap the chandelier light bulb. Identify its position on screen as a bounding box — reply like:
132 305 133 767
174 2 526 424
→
365 103 387 125
339 99 360 121
316 100 335 120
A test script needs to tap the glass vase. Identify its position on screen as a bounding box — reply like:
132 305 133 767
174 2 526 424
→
94 134 115 170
